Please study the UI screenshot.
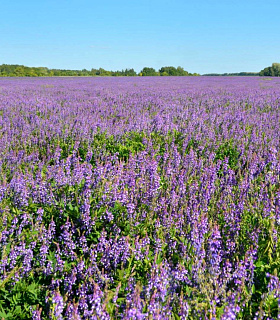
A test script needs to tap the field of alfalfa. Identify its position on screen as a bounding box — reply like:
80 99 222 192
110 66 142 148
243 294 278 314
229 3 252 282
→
0 76 279 319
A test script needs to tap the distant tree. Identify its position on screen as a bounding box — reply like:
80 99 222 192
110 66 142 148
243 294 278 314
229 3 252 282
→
123 68 137 76
272 63 280 76
140 67 158 76
96 68 110 76
14 67 25 76
159 66 190 76
176 66 188 76
204 72 258 76
0 64 199 77
159 66 178 76
53 70 61 76
90 68 98 76
260 63 280 77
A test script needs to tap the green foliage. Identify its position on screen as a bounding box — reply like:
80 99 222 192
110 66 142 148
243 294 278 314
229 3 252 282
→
103 132 145 161
159 66 189 76
204 72 259 76
0 65 138 77
0 65 49 77
90 131 146 162
0 64 199 77
215 140 240 170
260 63 280 77
0 279 44 319
139 67 159 76
1 123 279 318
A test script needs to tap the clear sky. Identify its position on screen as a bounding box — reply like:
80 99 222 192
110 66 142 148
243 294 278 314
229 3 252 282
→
1 0 280 74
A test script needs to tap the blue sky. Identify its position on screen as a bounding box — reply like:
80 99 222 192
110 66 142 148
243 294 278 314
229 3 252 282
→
1 0 280 74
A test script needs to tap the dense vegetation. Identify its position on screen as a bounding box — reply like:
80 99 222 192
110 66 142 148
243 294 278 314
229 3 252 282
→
203 72 259 76
2 62 280 77
140 66 199 76
259 63 280 77
0 77 280 319
0 64 199 77
202 63 280 77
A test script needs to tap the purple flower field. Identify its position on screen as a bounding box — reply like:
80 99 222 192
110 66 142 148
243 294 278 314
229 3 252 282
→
0 76 280 319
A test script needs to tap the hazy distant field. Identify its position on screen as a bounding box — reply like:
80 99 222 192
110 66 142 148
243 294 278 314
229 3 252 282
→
0 77 280 319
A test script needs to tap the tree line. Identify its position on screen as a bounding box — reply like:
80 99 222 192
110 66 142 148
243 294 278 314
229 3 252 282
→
259 63 280 77
0 64 199 77
2 63 279 77
203 72 259 76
